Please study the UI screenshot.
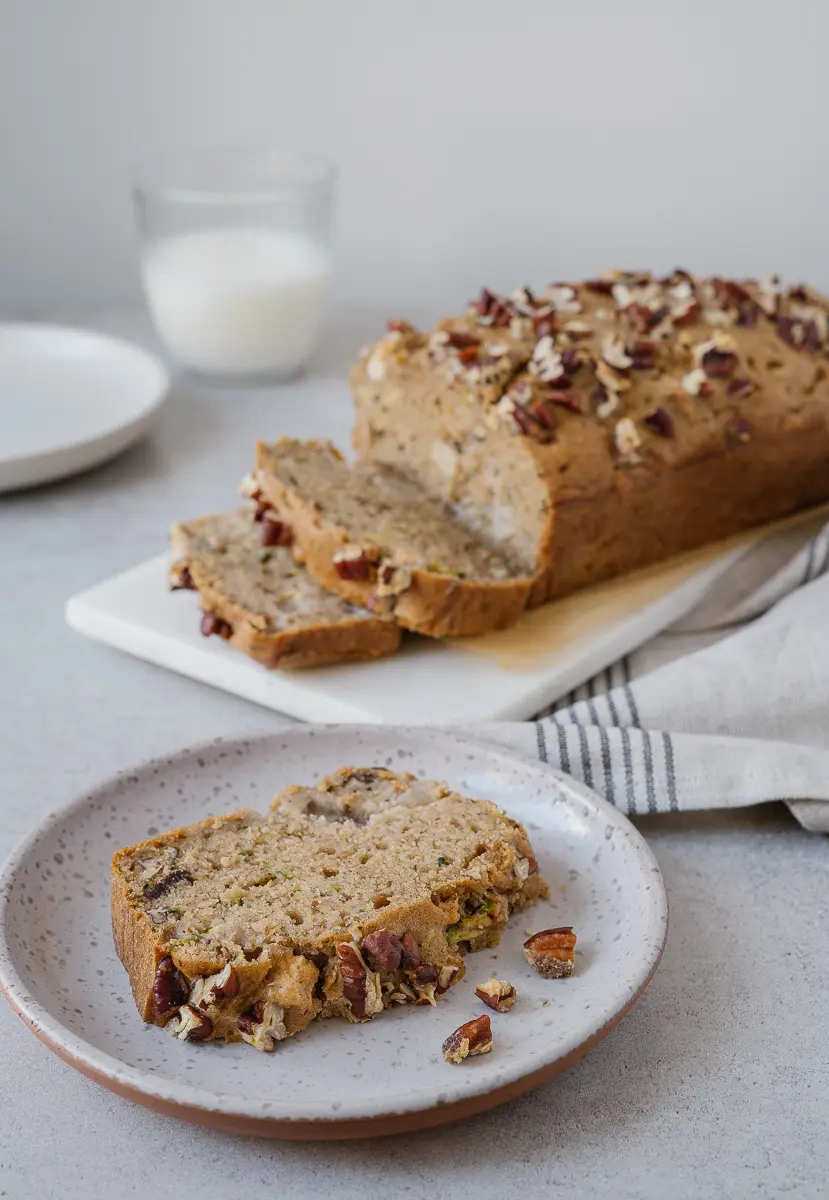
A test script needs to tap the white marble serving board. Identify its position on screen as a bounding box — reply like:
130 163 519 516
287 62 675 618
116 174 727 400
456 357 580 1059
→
65 537 753 724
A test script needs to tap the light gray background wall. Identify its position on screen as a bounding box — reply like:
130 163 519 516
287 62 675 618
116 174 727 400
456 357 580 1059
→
0 0 826 317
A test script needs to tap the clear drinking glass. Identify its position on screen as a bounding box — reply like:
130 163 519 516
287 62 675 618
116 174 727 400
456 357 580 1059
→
133 146 337 384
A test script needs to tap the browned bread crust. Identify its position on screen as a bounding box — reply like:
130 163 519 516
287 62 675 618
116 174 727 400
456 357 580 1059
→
252 439 535 638
170 509 401 668
351 273 829 602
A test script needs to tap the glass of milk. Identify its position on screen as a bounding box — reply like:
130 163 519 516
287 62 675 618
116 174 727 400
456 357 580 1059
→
134 146 337 383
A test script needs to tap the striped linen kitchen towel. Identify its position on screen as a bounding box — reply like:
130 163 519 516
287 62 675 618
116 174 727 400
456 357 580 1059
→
477 512 829 833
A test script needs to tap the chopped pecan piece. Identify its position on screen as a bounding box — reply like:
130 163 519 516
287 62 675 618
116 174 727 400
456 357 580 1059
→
736 300 760 327
672 298 701 326
584 277 616 294
400 931 421 971
628 339 656 369
152 956 190 1017
260 517 292 547
189 964 239 1010
523 927 577 978
560 347 582 374
252 498 272 522
474 288 512 327
546 391 583 414
532 313 557 339
200 612 233 640
701 348 738 377
237 1001 288 1051
362 929 403 973
386 318 415 333
445 329 482 350
435 964 459 994
336 943 382 1021
475 977 517 1013
414 964 438 985
727 378 754 396
725 416 752 444
442 1015 493 1063
643 407 675 438
171 1004 214 1042
332 547 373 581
170 565 195 592
531 400 559 431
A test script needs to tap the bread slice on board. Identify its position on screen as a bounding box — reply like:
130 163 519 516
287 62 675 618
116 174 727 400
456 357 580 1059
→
251 438 536 638
169 509 401 669
111 766 549 1052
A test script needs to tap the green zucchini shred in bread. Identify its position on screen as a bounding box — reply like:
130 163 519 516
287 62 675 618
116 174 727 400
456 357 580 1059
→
111 767 548 1051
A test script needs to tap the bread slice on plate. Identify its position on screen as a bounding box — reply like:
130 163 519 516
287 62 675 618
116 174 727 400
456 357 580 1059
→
251 438 536 638
111 766 548 1052
169 509 401 669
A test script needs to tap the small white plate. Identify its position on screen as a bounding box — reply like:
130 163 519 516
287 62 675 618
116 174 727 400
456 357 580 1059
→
0 726 667 1139
0 323 169 492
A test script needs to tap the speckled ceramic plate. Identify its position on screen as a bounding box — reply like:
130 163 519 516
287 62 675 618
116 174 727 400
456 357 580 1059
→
0 727 667 1139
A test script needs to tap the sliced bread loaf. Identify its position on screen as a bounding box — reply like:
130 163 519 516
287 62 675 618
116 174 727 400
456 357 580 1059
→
251 438 536 637
351 276 829 604
170 510 401 669
111 766 548 1051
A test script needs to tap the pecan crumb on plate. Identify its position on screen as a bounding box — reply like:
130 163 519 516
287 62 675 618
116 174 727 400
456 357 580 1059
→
441 1015 493 1063
523 927 577 978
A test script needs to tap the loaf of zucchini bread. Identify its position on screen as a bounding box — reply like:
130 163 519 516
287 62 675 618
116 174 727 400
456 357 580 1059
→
111 766 547 1051
351 272 829 603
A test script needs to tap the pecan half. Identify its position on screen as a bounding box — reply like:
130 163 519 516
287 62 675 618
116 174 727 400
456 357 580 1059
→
475 977 517 1013
260 517 292 547
442 1015 493 1063
144 868 192 903
400 931 421 971
200 612 233 640
361 929 403 973
171 1004 214 1042
152 956 189 1017
523 927 577 978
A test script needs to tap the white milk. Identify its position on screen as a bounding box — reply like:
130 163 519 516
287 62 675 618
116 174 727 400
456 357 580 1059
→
141 228 331 377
